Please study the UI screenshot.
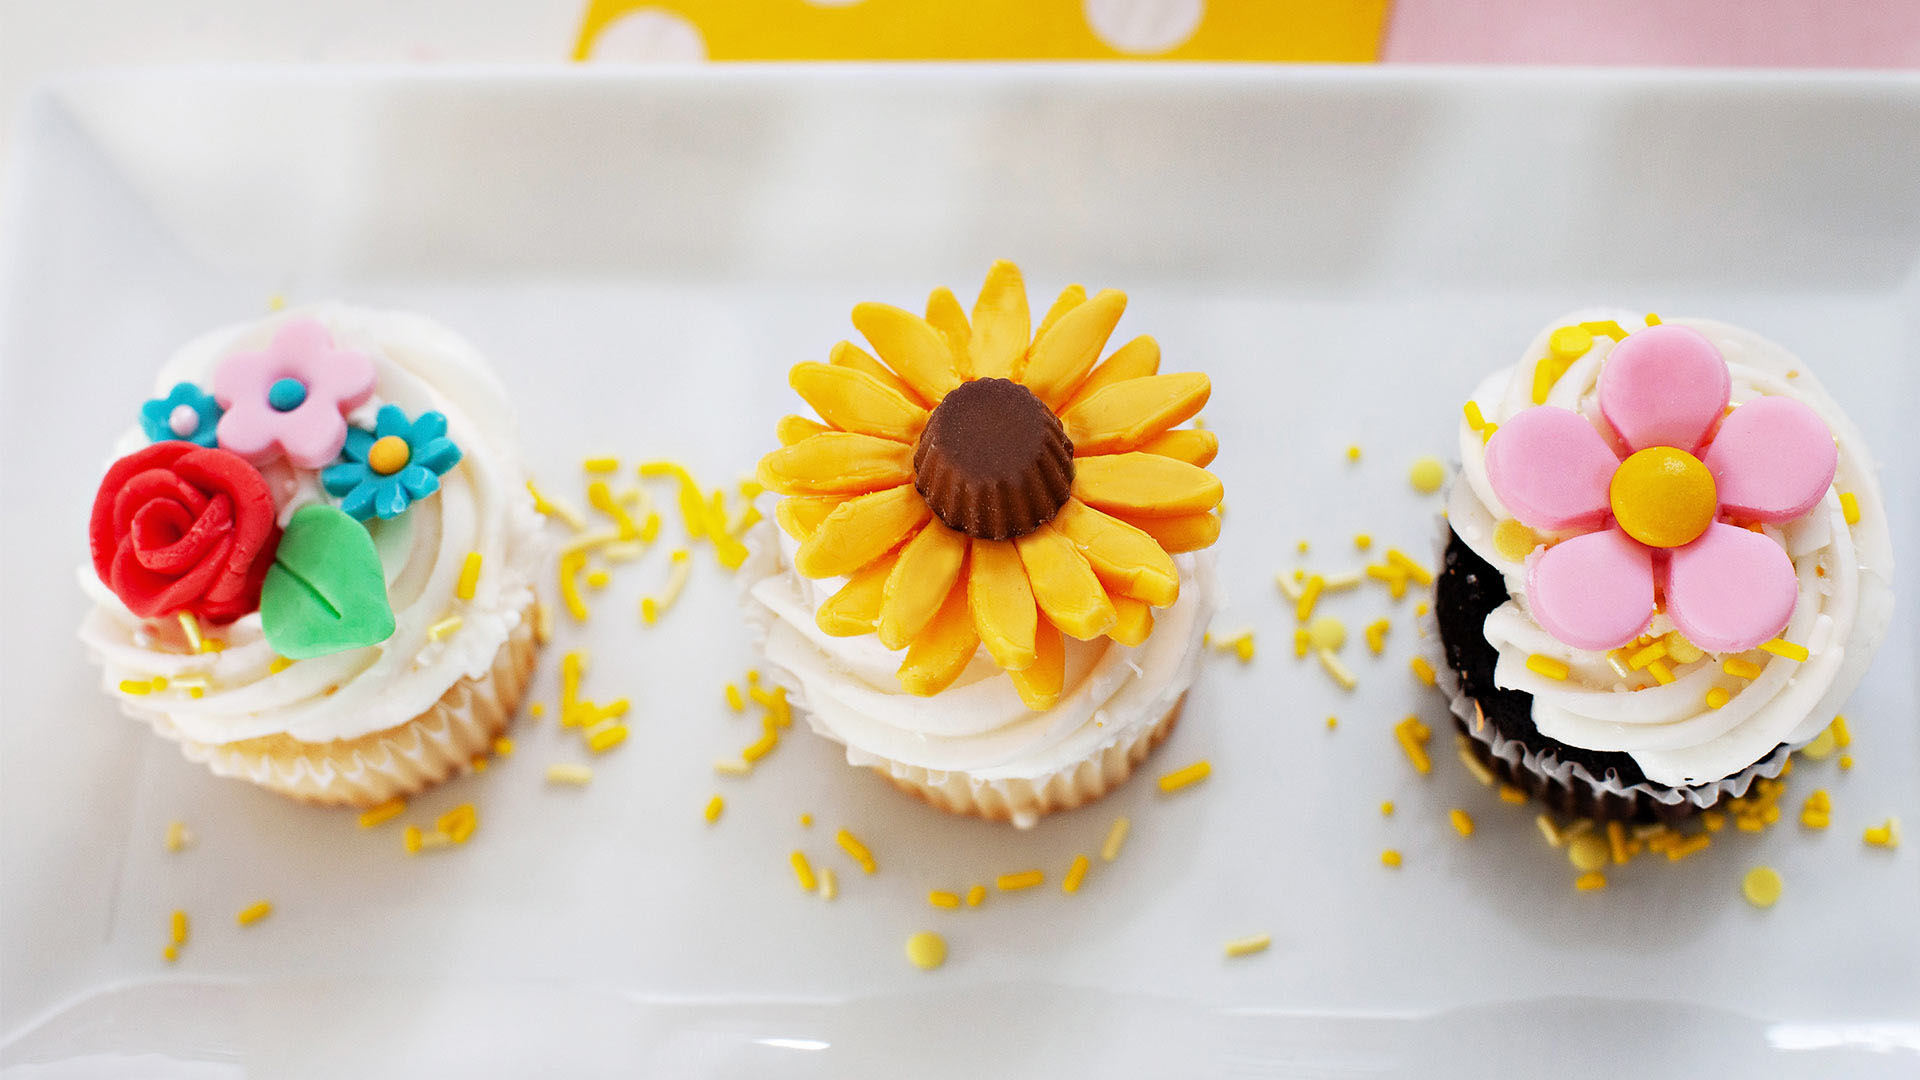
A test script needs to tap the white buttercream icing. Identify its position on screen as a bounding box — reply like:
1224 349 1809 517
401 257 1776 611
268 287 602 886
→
741 522 1217 782
79 305 543 746
1446 310 1894 787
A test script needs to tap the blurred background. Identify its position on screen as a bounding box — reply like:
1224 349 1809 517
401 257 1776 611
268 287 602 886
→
5 0 1919 168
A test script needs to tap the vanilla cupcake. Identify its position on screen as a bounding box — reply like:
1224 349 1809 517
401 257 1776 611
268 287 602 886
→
743 262 1222 827
1434 312 1893 820
81 306 544 807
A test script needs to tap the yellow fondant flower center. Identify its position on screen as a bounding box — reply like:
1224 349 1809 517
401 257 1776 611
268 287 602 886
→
368 434 412 476
1610 446 1715 548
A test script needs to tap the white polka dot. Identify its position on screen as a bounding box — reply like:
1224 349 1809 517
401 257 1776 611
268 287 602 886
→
590 8 708 64
169 404 201 438
1083 0 1204 55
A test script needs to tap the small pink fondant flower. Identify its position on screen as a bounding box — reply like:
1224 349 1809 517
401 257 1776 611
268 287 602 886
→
1485 324 1836 654
213 318 376 470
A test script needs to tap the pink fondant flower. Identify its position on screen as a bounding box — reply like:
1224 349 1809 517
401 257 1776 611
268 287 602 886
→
1484 324 1836 654
213 318 376 469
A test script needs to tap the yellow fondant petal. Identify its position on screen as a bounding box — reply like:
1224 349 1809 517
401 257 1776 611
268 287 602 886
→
1009 616 1065 711
831 340 928 408
925 287 973 379
1051 497 1180 608
1031 283 1087 351
969 260 1029 381
1073 451 1223 518
794 484 931 578
1014 523 1117 641
1060 334 1160 414
850 303 964 404
777 414 829 446
1061 372 1211 457
897 578 978 697
1138 427 1218 468
1118 510 1221 555
757 432 915 496
967 538 1038 671
1020 289 1128 410
775 495 841 542
789 362 928 442
878 521 968 650
816 546 901 637
1109 595 1155 647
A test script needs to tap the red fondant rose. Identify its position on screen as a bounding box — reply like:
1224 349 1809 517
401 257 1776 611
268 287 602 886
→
88 443 281 624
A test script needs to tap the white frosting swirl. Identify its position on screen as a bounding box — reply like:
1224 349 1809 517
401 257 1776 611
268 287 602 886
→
1448 311 1894 787
742 523 1216 781
79 305 543 746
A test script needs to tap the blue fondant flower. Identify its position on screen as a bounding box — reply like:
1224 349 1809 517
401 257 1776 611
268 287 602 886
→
320 404 462 521
139 382 223 447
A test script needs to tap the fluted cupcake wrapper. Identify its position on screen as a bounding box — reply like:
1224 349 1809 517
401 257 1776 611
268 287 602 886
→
178 604 538 808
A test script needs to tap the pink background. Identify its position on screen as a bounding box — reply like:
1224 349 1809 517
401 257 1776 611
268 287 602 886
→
1386 0 1920 67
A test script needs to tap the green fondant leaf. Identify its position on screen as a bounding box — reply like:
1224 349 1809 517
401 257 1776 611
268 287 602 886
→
261 504 395 659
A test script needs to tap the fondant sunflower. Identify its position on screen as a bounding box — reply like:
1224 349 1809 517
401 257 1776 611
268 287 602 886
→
758 261 1222 711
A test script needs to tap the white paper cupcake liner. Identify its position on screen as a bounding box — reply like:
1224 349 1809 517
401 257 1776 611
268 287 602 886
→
179 604 538 808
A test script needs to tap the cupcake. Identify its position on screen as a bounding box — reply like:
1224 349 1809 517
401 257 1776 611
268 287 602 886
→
1435 311 1893 821
81 306 544 807
744 261 1222 827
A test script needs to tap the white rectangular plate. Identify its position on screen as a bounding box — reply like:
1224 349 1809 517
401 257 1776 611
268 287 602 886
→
1 67 1916 1078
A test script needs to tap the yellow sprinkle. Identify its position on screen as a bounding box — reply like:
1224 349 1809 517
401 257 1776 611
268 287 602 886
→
1317 648 1358 690
1548 323 1594 361
582 456 619 473
1158 760 1212 794
1526 654 1570 681
1839 491 1860 525
791 851 818 893
703 795 724 824
1062 854 1091 894
163 945 178 963
818 867 838 901
1644 312 1662 326
1831 714 1852 748
1705 687 1732 710
427 615 463 642
266 292 285 311
1364 618 1390 655
1666 834 1712 861
1462 401 1485 431
1580 319 1629 341
403 825 423 854
1627 641 1667 670
1479 422 1497 443
1101 816 1131 862
1306 617 1344 652
587 724 629 754
1325 715 1338 731
725 683 745 712
235 901 273 927
1741 865 1784 908
1295 574 1325 622
905 931 947 971
1662 631 1705 665
174 612 204 653
437 803 478 844
357 798 406 828
1647 660 1675 685
1380 801 1395 817
529 702 546 719
586 480 647 542
1455 739 1495 787
1224 934 1272 959
1498 785 1529 805
713 758 751 776
1385 548 1434 585
641 549 693 626
1275 572 1303 601
1606 821 1630 864
1234 634 1255 662
1408 456 1446 494
1395 717 1433 776
739 726 778 764
1409 656 1436 687
492 736 513 757
996 869 1044 891
453 551 483 601
1535 814 1565 847
1567 833 1610 872
526 479 587 531
1490 519 1539 563
164 820 191 853
545 763 593 786
1293 628 1311 659
584 569 610 589
1863 818 1900 848
1296 540 1309 554
533 602 553 645
1574 871 1607 892
1365 562 1409 599
928 890 961 909
1415 602 1429 617
836 829 877 875
1354 533 1373 552
966 884 986 907
170 909 189 946
1723 657 1764 680
1759 638 1809 662
1449 809 1475 837
118 679 152 696
1839 753 1854 770
1346 444 1361 462
1381 849 1402 868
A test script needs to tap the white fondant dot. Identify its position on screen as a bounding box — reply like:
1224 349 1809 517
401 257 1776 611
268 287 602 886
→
590 8 709 64
1083 0 1204 55
168 404 200 437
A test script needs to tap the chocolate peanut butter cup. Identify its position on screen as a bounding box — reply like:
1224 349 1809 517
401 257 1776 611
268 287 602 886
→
912 377 1074 541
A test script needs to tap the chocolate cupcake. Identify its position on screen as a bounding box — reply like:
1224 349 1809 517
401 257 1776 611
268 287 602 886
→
1431 311 1893 821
